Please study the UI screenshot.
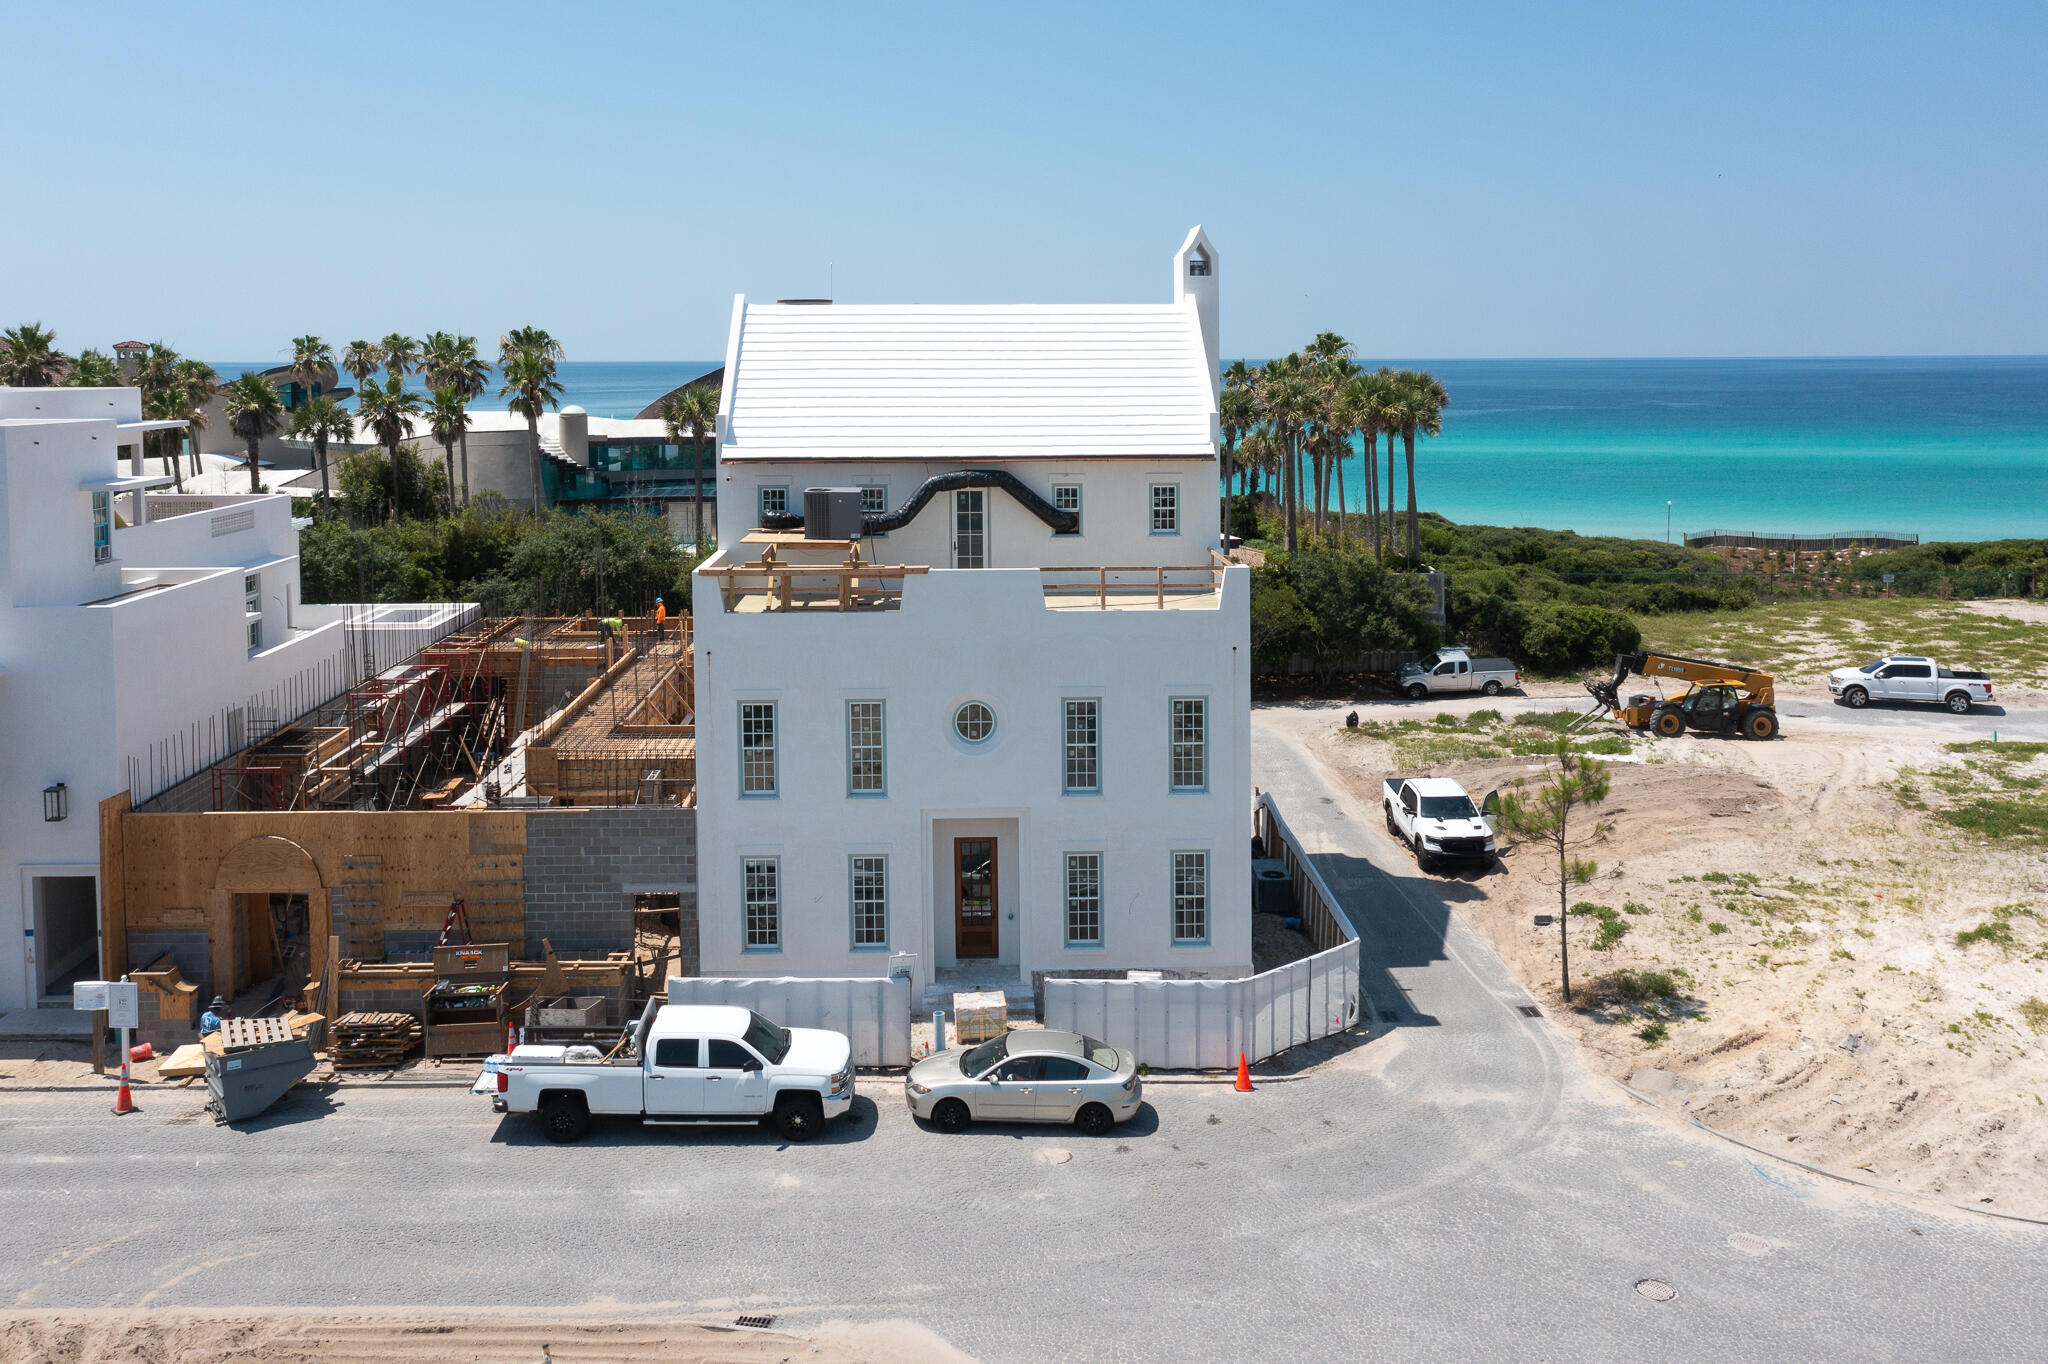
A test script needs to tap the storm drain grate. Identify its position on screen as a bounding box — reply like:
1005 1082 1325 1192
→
1634 1278 1677 1303
1727 1233 1772 1255
735 1315 777 1329
1517 1005 1541 1018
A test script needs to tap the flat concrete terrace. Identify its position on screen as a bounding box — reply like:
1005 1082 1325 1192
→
703 542 1226 613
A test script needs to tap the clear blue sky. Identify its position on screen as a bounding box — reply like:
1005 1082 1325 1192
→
3 2 2043 361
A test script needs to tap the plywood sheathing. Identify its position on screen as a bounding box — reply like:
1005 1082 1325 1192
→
107 809 527 1002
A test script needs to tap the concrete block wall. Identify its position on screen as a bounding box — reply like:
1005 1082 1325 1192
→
127 929 211 1001
521 807 697 967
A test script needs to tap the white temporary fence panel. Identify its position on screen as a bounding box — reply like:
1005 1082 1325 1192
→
667 975 911 1068
1045 943 1360 1070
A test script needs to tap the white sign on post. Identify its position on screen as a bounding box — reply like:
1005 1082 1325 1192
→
107 981 140 1030
72 980 111 1013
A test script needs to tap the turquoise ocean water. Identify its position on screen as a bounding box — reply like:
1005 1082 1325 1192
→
211 356 2046 543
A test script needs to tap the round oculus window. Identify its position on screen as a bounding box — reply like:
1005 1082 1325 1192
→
954 701 996 743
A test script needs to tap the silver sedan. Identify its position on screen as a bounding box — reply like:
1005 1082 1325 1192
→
905 1029 1142 1136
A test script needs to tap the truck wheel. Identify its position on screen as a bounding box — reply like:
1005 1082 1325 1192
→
1407 683 1428 700
539 1094 589 1144
1743 708 1780 740
1483 679 1503 696
1652 708 1685 737
773 1093 825 1143
1842 686 1868 709
1945 690 1973 714
1413 837 1435 874
1074 1103 1115 1137
932 1098 971 1133
1385 805 1400 836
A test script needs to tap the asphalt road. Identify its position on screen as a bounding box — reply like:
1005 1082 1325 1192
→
2 711 2044 1360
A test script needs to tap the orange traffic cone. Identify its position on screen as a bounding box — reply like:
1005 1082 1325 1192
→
1234 1053 1253 1092
112 1080 137 1115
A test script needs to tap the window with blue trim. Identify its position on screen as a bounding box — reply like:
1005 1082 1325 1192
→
1065 852 1101 945
1172 851 1208 943
850 855 888 949
742 857 780 949
848 700 885 795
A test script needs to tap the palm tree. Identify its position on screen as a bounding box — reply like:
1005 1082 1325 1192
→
356 374 424 522
65 348 123 387
499 330 564 512
288 334 332 410
130 343 186 477
341 340 383 399
424 386 471 515
171 360 218 487
446 336 489 506
1379 376 1416 565
1397 370 1448 566
1262 366 1313 553
1337 371 1392 560
222 372 286 494
290 396 353 516
379 333 420 384
0 322 71 385
1219 365 1256 543
660 384 720 550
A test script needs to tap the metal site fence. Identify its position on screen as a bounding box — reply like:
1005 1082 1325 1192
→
1044 794 1363 1069
1684 529 1920 551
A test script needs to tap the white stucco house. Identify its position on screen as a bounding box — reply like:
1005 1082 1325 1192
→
690 227 1251 1005
0 385 469 1015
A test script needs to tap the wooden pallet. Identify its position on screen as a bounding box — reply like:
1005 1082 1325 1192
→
329 1010 421 1069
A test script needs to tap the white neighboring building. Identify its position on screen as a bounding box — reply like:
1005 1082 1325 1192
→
691 228 1250 1004
0 386 469 1014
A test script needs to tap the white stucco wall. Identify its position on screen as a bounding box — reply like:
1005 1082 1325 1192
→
0 388 472 1010
714 457 1220 569
691 561 1252 997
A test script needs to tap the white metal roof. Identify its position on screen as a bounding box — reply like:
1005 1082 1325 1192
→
718 300 1218 462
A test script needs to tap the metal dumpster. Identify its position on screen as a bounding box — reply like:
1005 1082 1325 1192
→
205 1017 317 1124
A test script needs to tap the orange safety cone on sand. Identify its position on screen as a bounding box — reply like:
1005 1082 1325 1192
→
112 1080 137 1115
1234 1053 1253 1092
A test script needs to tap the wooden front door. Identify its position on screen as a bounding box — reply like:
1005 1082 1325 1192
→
955 837 998 958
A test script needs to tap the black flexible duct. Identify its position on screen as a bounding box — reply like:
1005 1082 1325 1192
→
758 469 1080 537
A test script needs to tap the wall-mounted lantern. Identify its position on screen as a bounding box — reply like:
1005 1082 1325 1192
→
43 782 68 822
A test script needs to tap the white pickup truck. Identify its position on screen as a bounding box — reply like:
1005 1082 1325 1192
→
1398 648 1521 700
1383 776 1498 873
496 1002 853 1143
1828 655 1994 714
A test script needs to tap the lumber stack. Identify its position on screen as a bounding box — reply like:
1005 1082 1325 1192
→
329 1011 421 1070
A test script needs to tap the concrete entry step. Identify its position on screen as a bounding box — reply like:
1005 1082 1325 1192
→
0 1007 95 1041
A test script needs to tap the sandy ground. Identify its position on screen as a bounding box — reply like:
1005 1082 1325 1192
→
0 1311 971 1364
1275 689 2048 1217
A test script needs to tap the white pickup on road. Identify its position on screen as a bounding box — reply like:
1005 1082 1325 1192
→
1383 776 1498 873
1398 648 1521 699
496 1002 854 1143
1828 655 1994 714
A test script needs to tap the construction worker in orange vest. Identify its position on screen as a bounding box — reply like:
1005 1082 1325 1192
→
654 596 667 643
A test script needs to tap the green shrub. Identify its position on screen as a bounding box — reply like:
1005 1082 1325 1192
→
1956 921 2014 948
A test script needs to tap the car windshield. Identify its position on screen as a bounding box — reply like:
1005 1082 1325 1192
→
1858 660 1884 673
743 1012 790 1064
1419 795 1477 819
1416 653 1442 671
1080 1035 1121 1070
959 1035 1008 1077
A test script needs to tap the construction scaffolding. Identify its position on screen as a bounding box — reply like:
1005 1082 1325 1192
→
136 614 695 814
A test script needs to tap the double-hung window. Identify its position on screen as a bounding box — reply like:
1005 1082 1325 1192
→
1171 851 1209 944
758 485 788 521
1065 852 1102 946
245 573 263 652
1150 483 1179 534
1170 697 1207 792
742 857 780 950
91 492 112 564
1052 483 1082 536
847 699 885 795
739 701 778 796
1062 699 1100 794
849 855 888 949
